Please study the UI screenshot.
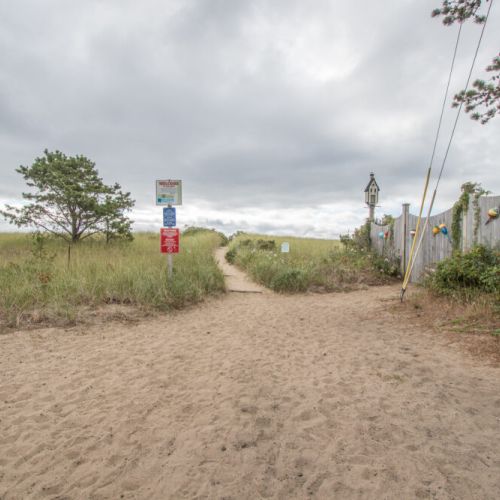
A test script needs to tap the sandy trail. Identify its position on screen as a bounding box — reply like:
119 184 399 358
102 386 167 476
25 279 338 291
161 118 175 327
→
1 257 499 499
215 247 266 293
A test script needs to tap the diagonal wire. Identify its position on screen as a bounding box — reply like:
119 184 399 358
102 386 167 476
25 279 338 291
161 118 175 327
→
400 21 463 297
401 0 495 297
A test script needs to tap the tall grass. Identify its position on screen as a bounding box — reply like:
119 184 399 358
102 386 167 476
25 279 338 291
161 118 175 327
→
0 231 225 329
226 233 396 293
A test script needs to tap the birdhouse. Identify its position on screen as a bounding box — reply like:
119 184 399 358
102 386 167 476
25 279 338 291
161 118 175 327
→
364 172 380 206
364 172 380 221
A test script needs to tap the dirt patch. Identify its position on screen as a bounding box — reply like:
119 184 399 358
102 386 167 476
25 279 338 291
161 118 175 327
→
1 281 500 499
395 287 500 364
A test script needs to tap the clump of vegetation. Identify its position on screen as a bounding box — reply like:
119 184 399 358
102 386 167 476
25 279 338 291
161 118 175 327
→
0 231 225 330
425 245 500 301
182 226 229 246
225 231 398 294
450 182 489 251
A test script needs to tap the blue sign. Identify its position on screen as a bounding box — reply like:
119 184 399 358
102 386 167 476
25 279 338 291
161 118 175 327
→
163 207 176 227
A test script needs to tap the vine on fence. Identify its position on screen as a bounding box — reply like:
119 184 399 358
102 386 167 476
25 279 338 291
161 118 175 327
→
451 182 489 252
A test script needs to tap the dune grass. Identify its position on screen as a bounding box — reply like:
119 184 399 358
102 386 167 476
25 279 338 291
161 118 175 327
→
226 233 396 293
0 231 225 330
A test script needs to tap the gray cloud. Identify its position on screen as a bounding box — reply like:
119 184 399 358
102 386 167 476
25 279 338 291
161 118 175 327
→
1 0 499 235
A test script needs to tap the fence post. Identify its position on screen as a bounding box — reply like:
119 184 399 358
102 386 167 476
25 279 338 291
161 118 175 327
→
462 199 472 252
401 203 410 276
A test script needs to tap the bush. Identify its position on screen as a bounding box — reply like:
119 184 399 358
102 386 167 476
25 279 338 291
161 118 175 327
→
225 248 236 264
270 268 308 292
256 239 276 251
340 221 371 252
425 245 499 299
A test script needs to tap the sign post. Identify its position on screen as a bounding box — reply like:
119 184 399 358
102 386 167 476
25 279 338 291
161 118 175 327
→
157 180 182 280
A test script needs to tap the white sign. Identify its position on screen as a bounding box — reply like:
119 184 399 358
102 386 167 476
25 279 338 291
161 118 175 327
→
281 242 290 253
156 179 182 206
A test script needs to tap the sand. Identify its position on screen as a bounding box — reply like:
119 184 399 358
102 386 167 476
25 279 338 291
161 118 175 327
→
1 251 499 499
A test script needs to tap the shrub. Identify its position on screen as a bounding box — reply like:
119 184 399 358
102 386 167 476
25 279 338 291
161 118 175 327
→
256 239 276 251
425 245 499 299
270 268 308 292
340 221 371 252
225 248 237 264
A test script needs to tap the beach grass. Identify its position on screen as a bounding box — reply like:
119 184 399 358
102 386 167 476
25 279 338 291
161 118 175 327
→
226 233 395 293
0 231 225 330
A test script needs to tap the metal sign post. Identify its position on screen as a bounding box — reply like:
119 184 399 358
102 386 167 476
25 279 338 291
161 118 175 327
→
158 179 181 281
168 251 173 280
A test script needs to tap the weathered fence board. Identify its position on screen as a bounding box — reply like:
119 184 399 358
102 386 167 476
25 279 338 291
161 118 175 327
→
370 195 500 283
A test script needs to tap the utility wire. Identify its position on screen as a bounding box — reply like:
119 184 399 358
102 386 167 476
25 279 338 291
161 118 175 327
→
428 23 463 171
400 21 463 297
401 0 495 298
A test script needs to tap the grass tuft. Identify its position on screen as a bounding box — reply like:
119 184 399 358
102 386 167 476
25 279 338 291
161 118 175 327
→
0 231 225 330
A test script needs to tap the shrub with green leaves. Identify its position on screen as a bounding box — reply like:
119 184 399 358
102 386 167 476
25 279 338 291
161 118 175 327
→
425 245 499 299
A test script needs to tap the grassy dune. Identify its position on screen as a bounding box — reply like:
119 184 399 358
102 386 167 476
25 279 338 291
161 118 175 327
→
0 232 225 330
226 233 396 292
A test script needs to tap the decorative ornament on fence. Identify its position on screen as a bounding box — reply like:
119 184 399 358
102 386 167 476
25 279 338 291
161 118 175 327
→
485 207 499 225
384 230 389 240
410 229 416 237
432 223 450 240
378 231 385 239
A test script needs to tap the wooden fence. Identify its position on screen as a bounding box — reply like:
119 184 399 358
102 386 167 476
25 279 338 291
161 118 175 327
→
370 195 500 283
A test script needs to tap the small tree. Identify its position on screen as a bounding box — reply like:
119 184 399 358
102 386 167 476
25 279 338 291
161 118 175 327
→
1 150 135 243
432 1 499 124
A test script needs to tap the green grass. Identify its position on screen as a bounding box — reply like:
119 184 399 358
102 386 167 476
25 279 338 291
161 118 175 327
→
0 231 225 330
226 233 396 293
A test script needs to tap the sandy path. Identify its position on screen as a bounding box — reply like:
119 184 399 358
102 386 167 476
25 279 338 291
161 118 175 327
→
1 259 499 499
215 247 266 293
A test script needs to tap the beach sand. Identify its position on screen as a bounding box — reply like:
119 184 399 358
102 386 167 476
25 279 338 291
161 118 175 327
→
1 252 499 499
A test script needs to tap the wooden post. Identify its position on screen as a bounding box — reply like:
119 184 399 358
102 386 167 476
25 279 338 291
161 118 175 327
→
402 203 410 276
462 203 468 252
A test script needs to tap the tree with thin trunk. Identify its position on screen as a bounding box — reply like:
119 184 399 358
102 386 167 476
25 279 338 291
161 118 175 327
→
1 150 135 243
432 0 499 124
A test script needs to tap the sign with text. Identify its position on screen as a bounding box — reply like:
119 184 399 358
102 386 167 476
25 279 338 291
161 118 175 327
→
163 207 176 227
160 228 180 253
156 179 182 206
281 242 290 253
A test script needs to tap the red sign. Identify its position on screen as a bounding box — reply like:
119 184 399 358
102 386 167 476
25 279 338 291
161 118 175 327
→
160 228 180 253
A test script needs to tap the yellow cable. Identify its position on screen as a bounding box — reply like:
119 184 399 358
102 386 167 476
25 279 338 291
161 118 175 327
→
401 167 431 295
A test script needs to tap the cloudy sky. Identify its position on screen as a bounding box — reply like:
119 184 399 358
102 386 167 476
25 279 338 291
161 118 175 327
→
1 0 498 238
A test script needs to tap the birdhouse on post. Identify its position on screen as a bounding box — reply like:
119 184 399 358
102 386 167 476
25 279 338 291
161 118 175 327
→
364 172 380 222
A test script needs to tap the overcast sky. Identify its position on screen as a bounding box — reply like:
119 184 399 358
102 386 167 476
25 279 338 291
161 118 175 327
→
1 0 498 238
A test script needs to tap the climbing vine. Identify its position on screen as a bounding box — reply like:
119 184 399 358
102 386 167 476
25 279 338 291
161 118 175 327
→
451 182 489 252
472 188 489 243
